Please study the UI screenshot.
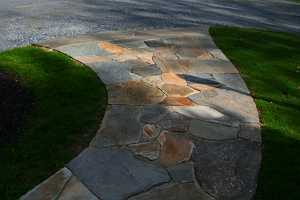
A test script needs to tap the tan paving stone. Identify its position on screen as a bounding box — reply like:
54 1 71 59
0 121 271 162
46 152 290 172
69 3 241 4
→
160 84 196 97
75 55 111 63
161 72 187 86
128 140 161 160
108 80 166 105
160 96 194 106
159 132 194 167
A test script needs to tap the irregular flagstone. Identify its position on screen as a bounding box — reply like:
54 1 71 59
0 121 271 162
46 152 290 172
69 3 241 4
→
188 88 259 123
213 73 250 94
159 132 194 167
167 162 195 183
107 80 166 105
142 124 161 141
20 168 72 200
160 84 196 97
176 48 214 59
158 111 190 133
57 42 110 57
67 147 170 200
90 105 142 148
131 63 161 77
128 140 161 160
171 105 238 126
89 61 142 85
188 59 239 74
142 75 162 86
57 176 99 200
140 105 169 124
238 123 262 143
189 119 239 140
160 96 194 106
161 72 187 86
192 139 261 200
188 83 218 92
153 57 189 74
128 183 214 200
208 49 229 61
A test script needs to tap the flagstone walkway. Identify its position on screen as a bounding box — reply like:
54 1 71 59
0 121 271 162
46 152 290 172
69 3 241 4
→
21 27 261 200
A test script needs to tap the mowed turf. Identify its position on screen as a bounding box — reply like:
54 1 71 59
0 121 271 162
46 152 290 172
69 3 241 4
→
210 27 300 199
0 46 107 199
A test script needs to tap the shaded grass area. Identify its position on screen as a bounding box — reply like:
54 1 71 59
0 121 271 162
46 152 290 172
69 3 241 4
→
0 46 107 199
210 27 300 199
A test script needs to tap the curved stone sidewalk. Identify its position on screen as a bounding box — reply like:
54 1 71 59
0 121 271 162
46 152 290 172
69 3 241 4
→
21 27 261 200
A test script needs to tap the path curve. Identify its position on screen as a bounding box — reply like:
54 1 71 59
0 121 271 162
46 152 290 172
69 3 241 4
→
21 27 261 200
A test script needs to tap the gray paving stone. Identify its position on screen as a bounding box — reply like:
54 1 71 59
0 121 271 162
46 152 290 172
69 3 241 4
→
129 183 214 200
140 105 169 124
179 74 221 86
20 168 72 200
57 42 110 57
188 88 259 123
213 73 250 94
131 63 162 77
89 61 142 85
239 123 262 143
57 176 99 200
158 112 190 133
167 162 195 183
192 139 261 200
189 119 239 140
67 147 170 200
188 59 239 74
90 105 142 148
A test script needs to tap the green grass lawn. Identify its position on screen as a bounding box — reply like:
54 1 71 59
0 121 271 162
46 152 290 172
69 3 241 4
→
0 46 107 199
210 27 300 200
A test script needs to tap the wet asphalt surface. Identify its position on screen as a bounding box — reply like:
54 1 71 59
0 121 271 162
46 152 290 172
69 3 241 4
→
0 0 300 51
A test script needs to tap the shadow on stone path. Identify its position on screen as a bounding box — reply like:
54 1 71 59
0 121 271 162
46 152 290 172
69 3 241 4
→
20 27 261 200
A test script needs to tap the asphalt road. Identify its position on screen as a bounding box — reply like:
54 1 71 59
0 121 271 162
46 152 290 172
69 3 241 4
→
0 0 300 51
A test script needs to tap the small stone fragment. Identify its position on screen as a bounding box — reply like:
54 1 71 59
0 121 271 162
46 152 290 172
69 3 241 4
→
128 141 161 160
143 124 161 140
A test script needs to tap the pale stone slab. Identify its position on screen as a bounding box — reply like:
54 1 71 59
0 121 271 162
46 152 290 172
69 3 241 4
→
21 168 72 200
129 183 214 200
67 148 170 200
189 120 239 140
189 88 259 123
90 105 142 148
89 61 142 85
160 84 196 97
57 42 110 57
213 73 250 94
57 176 99 200
192 139 261 200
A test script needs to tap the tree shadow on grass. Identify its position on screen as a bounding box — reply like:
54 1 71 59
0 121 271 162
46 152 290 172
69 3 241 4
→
255 127 300 200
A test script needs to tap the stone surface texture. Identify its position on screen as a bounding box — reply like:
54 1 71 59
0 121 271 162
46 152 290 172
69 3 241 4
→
21 27 262 200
